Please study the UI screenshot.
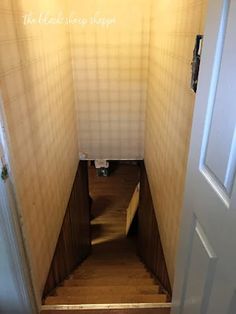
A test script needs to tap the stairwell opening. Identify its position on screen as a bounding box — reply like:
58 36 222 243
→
42 161 171 313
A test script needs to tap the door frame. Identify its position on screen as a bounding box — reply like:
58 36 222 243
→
0 94 38 313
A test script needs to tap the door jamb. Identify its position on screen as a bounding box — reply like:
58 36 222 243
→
0 94 38 313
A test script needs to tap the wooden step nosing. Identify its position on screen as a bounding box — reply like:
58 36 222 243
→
41 302 172 311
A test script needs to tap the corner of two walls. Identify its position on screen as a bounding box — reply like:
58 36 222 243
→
0 1 79 301
144 0 207 285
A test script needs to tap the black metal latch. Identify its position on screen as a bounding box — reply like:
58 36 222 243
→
1 164 8 181
191 34 203 93
0 144 8 181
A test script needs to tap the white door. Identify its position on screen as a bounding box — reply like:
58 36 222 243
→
172 0 236 313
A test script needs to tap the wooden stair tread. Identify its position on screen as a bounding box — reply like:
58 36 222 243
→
91 245 136 250
80 262 144 268
72 272 151 279
53 286 159 296
91 245 136 249
63 278 156 286
85 256 140 262
74 266 147 273
81 258 141 263
87 251 138 254
78 264 145 269
90 250 137 254
78 262 146 271
44 294 167 305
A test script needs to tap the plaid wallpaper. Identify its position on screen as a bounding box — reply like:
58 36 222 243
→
144 0 207 285
69 0 151 160
0 0 208 299
0 0 78 298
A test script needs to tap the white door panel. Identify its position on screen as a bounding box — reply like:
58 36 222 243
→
172 0 236 313
204 0 236 196
182 219 217 314
205 2 236 192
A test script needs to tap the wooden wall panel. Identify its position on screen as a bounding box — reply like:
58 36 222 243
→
43 162 91 298
138 162 172 297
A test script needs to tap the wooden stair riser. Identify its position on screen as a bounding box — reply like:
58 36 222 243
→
45 294 167 305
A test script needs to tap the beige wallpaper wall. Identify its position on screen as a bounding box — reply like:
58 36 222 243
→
69 0 150 160
144 0 207 285
0 0 78 299
0 0 208 300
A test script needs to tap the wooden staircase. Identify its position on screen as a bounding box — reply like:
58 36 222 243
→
42 240 170 313
41 164 171 313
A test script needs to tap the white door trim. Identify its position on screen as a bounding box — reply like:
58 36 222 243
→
0 94 38 313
